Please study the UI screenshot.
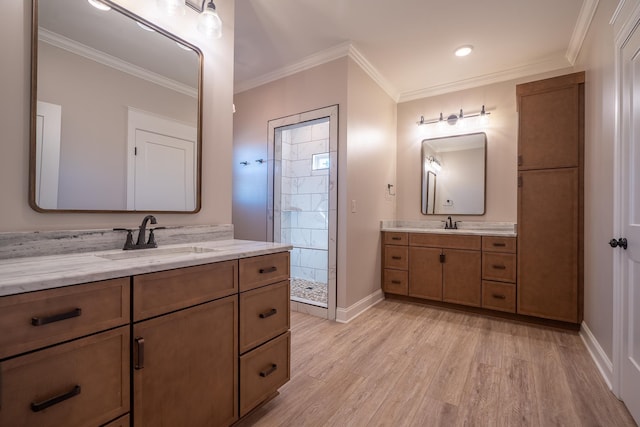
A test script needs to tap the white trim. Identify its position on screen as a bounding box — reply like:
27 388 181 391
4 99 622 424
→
566 0 600 64
611 0 629 26
335 289 384 324
39 28 197 98
347 45 399 101
580 322 614 389
234 42 352 94
398 55 572 102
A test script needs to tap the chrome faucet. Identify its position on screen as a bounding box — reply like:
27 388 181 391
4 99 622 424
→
444 216 458 230
114 215 163 250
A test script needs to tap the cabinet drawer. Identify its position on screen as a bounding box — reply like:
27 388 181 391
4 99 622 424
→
0 278 129 359
482 236 517 253
384 246 408 270
410 233 481 250
383 269 408 295
384 232 408 245
482 281 516 313
103 414 130 427
240 281 290 354
239 252 290 292
482 253 517 283
240 331 290 417
133 260 237 321
0 326 129 427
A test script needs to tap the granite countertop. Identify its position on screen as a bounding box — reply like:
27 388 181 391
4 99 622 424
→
0 239 292 297
381 220 517 237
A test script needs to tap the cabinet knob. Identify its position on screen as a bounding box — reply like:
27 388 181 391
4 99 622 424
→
609 238 628 250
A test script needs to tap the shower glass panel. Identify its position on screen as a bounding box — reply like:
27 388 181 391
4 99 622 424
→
275 118 329 308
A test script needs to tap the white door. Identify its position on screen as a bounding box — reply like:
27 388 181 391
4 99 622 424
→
127 108 197 211
618 17 640 424
34 101 62 209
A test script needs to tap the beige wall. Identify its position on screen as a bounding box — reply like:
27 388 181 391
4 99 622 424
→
232 57 348 242
573 0 618 360
0 0 234 231
233 57 397 308
38 42 197 210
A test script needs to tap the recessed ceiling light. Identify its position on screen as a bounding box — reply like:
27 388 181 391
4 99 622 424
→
455 45 473 57
87 0 111 11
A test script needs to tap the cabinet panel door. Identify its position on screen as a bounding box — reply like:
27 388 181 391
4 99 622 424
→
443 249 481 307
517 168 579 323
518 77 582 170
133 296 238 427
409 247 442 300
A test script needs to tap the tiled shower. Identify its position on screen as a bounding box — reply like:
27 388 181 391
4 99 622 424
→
278 118 329 307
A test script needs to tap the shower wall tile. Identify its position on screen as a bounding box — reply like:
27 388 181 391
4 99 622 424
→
297 212 328 230
290 228 312 247
300 248 328 270
297 139 329 160
296 176 327 194
311 194 329 211
281 142 295 160
290 125 312 144
290 194 312 211
311 229 329 250
289 159 312 177
291 266 316 282
290 247 301 266
311 121 330 141
315 269 328 284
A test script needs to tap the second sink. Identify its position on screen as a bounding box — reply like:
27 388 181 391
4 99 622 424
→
97 246 219 261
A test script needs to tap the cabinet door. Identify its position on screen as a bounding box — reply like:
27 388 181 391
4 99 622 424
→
442 249 481 307
133 295 238 427
518 168 579 323
409 247 442 300
517 73 583 170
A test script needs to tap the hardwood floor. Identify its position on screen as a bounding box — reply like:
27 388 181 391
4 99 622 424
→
237 300 636 427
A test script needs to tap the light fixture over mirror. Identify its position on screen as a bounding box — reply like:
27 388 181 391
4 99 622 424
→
31 0 203 213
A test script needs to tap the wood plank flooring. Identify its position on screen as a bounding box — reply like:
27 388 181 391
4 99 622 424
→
237 300 636 427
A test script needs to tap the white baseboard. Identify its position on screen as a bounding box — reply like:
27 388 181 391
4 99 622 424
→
335 289 384 323
580 321 614 390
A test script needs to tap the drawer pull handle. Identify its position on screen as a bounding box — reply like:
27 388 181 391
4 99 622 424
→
31 385 81 412
134 337 145 370
492 264 507 270
31 308 82 326
492 242 507 247
492 293 506 300
259 308 278 319
391 280 402 284
391 256 402 260
259 266 277 274
260 363 278 378
391 237 402 241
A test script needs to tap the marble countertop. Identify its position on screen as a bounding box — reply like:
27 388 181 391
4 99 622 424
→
0 239 292 297
381 220 517 237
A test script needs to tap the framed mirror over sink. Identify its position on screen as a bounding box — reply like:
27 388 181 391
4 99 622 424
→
30 0 203 212
421 132 486 215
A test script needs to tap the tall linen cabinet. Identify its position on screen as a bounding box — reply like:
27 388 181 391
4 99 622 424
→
516 72 584 324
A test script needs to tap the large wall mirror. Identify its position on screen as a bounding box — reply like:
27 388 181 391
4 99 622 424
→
421 132 486 215
31 0 203 212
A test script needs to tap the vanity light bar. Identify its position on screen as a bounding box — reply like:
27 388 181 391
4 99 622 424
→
417 105 490 126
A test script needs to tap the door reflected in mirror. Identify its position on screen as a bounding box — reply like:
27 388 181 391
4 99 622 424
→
421 132 486 215
31 0 203 212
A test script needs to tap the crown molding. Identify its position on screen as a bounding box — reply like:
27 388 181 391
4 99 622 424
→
233 42 352 94
566 0 599 64
346 45 400 101
398 55 573 103
39 28 197 98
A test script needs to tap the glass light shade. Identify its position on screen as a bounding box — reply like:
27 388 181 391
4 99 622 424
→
198 3 222 39
157 0 185 16
87 0 111 11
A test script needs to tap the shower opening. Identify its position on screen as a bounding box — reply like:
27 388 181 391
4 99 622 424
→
268 106 337 319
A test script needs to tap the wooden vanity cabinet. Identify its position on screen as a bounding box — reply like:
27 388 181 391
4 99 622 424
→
482 236 517 313
516 72 584 324
0 278 130 427
238 252 291 417
382 232 409 295
409 234 482 307
132 262 239 427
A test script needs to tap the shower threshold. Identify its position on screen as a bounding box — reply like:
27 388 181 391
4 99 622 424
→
290 278 327 308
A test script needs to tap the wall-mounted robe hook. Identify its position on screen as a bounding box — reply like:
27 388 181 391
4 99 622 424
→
240 161 249 166
255 159 265 164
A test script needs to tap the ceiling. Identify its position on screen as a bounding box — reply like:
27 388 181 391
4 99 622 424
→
234 0 593 102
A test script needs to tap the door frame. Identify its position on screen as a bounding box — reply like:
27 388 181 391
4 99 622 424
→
612 1 640 403
266 105 339 321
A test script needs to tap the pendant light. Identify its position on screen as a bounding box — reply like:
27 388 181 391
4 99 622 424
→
197 1 222 39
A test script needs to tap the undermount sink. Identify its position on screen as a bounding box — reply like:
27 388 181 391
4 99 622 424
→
97 246 219 261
